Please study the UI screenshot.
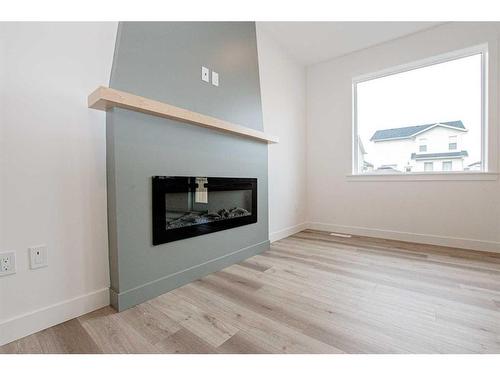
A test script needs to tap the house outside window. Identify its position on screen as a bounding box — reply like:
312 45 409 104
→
443 161 453 171
352 45 487 175
419 139 428 153
449 136 457 150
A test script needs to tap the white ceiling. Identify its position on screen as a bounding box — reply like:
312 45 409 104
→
257 22 443 66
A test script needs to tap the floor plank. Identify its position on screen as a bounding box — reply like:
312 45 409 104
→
2 229 500 353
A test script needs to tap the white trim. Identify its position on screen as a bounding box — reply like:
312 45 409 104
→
307 222 500 254
270 223 308 243
481 46 489 172
372 135 417 142
352 44 488 84
346 172 498 181
351 82 358 174
352 43 489 175
0 287 109 346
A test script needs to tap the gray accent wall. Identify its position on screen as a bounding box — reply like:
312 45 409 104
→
107 22 269 311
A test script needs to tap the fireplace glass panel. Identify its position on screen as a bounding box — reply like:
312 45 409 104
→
152 176 257 245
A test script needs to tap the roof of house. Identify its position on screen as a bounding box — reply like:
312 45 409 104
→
370 121 466 142
411 151 469 160
468 161 481 167
375 166 402 174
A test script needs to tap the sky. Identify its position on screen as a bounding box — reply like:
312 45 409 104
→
356 53 483 168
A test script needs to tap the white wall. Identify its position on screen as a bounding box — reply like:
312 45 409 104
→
307 22 500 252
0 22 117 345
369 138 415 171
256 25 308 242
0 22 306 345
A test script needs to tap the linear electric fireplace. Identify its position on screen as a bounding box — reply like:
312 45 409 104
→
152 176 257 245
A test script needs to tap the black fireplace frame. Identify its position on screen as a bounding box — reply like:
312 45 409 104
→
152 176 257 245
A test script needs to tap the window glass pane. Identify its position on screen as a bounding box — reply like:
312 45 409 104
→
443 161 453 171
355 52 483 174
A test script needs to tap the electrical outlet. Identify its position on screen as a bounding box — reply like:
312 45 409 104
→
211 71 219 86
29 245 48 269
201 66 210 82
0 251 16 276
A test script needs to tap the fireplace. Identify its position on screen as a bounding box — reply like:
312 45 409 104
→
152 176 257 245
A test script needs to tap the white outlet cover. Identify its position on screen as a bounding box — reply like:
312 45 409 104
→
29 245 48 269
211 71 219 86
0 251 16 276
201 66 210 82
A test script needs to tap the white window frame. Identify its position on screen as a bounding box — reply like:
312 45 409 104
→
448 136 458 151
418 138 428 153
442 161 453 171
351 43 490 180
424 162 434 172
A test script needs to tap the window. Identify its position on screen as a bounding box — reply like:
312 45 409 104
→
353 45 487 175
449 136 457 150
443 161 453 171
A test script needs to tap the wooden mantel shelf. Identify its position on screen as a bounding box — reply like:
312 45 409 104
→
88 86 279 144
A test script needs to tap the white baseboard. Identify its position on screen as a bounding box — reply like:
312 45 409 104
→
0 287 109 346
270 222 308 243
307 222 500 254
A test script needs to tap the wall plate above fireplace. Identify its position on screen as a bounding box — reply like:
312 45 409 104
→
152 176 257 245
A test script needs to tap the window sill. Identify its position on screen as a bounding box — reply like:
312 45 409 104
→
346 172 499 182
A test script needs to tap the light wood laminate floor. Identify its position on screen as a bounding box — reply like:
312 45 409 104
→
2 230 500 354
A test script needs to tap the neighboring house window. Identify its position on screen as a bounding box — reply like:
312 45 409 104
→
353 44 487 175
449 136 457 150
443 161 453 171
419 140 427 153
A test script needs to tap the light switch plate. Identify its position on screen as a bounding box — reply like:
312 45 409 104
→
0 251 16 276
29 245 48 269
211 71 219 86
201 66 210 82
